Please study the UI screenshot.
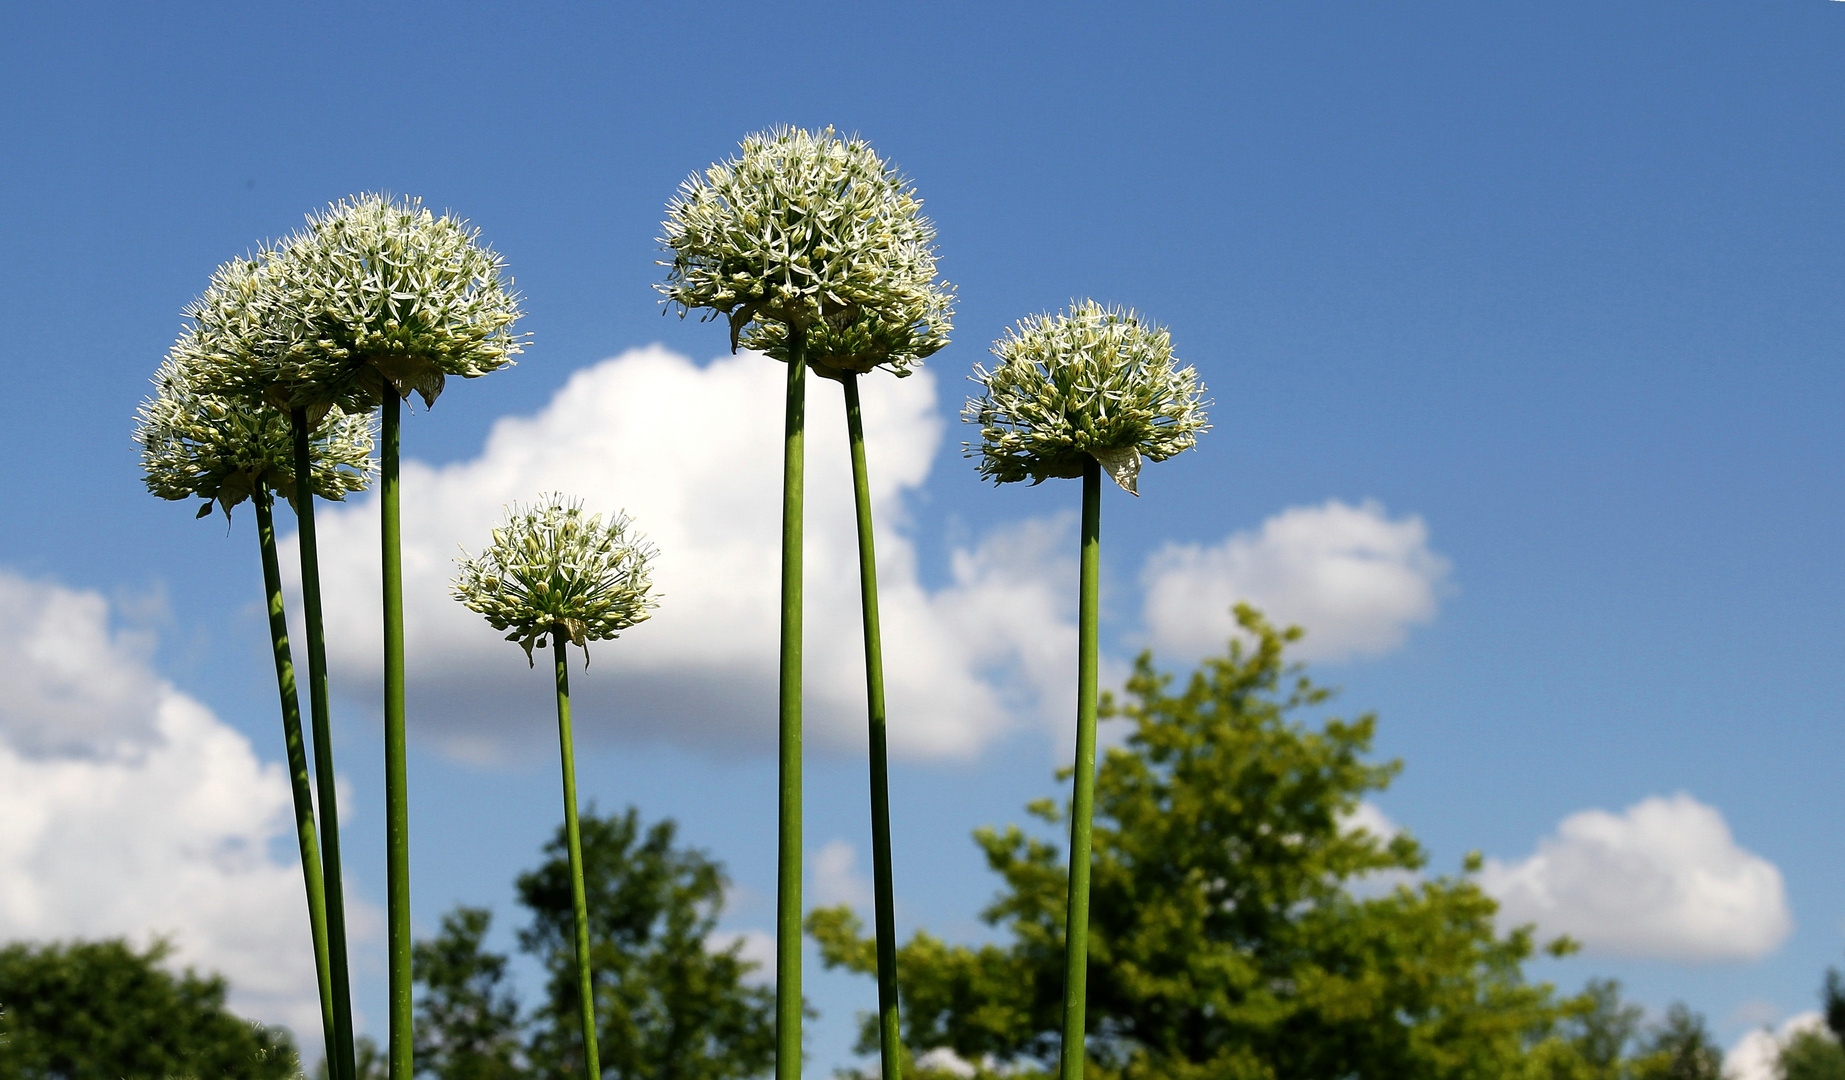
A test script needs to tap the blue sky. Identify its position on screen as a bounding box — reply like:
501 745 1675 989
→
2 2 1842 1072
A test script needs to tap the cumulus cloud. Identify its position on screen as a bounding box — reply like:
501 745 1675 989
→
1727 1012 1827 1080
0 571 369 1045
812 839 874 909
289 347 1075 762
1140 499 1450 662
1481 793 1790 962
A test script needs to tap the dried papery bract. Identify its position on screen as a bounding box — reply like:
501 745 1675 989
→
661 127 953 1080
231 193 526 1080
454 495 657 1080
135 337 375 1074
963 301 1207 1080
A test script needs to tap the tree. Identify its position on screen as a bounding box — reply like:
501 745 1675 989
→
413 908 525 1080
810 606 1578 1080
1628 1004 1722 1080
515 807 776 1080
0 937 298 1080
1780 1029 1845 1080
1774 965 1845 1080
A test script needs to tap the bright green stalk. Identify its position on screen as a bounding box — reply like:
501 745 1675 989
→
552 634 602 1080
381 391 412 1080
254 490 337 1064
292 409 357 1080
776 332 807 1080
843 374 903 1080
1058 459 1102 1080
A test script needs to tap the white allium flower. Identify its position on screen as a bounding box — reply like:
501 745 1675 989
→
205 194 525 413
659 126 954 378
453 495 658 665
137 259 376 518
963 301 1209 493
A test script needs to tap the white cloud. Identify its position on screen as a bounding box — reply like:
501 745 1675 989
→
812 839 874 909
0 571 372 1048
1339 800 1402 842
1481 793 1791 962
1727 1012 1826 1080
706 928 776 986
1140 499 1450 662
289 347 1075 762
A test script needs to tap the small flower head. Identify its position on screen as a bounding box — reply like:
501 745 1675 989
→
206 193 525 414
453 495 659 665
963 301 1209 493
659 126 953 379
138 259 376 518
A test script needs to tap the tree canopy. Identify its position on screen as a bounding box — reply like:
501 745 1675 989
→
810 605 1586 1080
0 937 298 1080
407 806 777 1080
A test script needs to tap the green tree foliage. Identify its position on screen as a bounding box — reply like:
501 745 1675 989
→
516 807 776 1080
405 808 778 1080
0 938 298 1080
1772 964 1845 1080
1781 1029 1845 1080
413 909 525 1080
810 606 1580 1080
1626 1004 1723 1080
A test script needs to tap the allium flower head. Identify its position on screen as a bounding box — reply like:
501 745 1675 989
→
963 301 1209 494
453 495 658 665
138 260 376 518
208 194 525 414
659 126 953 379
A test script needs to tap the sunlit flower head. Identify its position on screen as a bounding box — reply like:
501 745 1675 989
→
659 126 953 379
452 495 659 665
204 193 525 414
963 301 1208 494
138 260 375 518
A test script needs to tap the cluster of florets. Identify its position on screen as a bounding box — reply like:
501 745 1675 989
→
453 495 659 664
136 352 375 518
138 255 375 517
963 301 1209 492
659 126 953 378
201 194 525 414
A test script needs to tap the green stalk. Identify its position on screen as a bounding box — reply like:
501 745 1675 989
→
552 634 602 1080
776 331 807 1080
254 490 337 1064
843 374 902 1080
380 391 412 1080
1058 459 1102 1080
292 409 357 1080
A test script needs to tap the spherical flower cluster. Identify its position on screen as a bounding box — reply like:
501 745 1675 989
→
138 257 376 517
659 126 953 379
453 495 658 665
203 194 525 414
963 301 1209 493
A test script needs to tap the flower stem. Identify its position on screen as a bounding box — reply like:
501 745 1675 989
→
255 489 337 1065
776 332 807 1080
843 373 902 1080
292 409 357 1080
1058 458 1102 1080
380 391 412 1080
552 633 602 1080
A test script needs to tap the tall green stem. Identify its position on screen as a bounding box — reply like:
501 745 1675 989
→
776 332 807 1080
292 409 357 1080
254 491 337 1065
1058 460 1102 1080
381 391 412 1080
843 374 902 1080
553 634 602 1080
